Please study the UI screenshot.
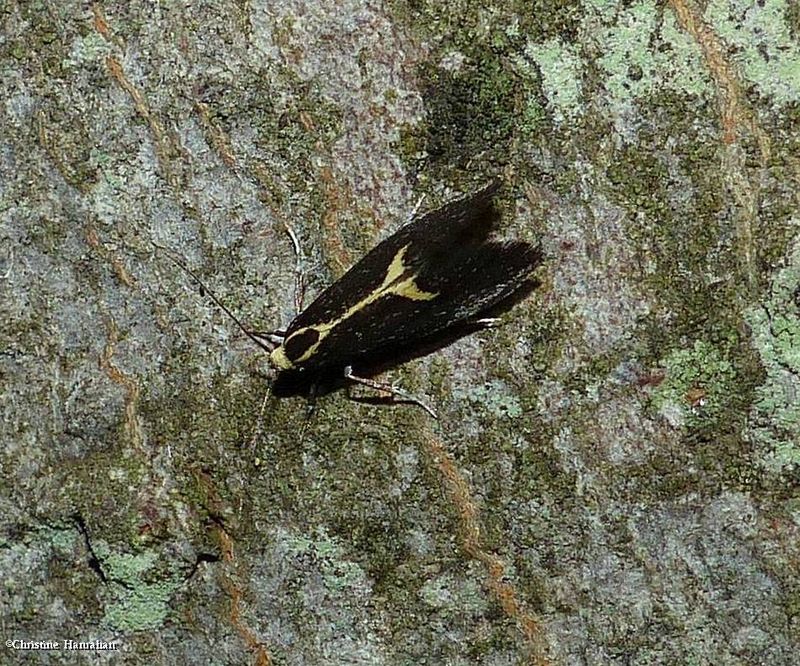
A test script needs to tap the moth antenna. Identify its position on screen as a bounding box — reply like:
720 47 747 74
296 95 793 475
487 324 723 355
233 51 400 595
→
150 240 275 353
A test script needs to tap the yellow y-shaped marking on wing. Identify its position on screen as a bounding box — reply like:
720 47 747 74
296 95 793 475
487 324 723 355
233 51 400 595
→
270 245 438 369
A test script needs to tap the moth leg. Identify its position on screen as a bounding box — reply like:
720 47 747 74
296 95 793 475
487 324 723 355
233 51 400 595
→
305 382 321 420
247 389 272 451
285 384 320 447
343 365 438 419
471 317 502 328
248 330 286 347
283 224 307 314
296 402 315 446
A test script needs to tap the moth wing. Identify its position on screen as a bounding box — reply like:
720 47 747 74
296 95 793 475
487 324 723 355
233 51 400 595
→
294 240 541 373
286 181 501 333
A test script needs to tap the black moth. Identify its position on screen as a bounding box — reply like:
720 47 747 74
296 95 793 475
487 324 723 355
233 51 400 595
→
158 180 541 417
265 180 542 415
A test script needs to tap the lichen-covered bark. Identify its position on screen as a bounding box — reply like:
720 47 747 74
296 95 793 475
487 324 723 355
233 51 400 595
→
1 1 798 664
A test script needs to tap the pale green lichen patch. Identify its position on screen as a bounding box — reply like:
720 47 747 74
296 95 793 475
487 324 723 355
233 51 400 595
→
522 38 583 124
649 340 738 428
457 380 523 419
706 0 800 106
64 31 110 69
746 236 800 473
420 570 488 615
49 525 79 554
589 0 710 112
92 541 181 632
281 526 369 594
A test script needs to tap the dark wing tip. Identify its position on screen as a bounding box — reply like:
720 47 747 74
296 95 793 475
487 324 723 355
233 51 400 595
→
495 239 544 279
462 178 503 210
474 177 502 197
427 178 503 218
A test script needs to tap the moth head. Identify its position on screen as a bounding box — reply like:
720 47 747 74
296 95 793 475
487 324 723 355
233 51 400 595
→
269 327 322 370
269 345 293 370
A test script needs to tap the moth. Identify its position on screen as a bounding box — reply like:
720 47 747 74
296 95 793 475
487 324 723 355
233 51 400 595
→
159 180 542 417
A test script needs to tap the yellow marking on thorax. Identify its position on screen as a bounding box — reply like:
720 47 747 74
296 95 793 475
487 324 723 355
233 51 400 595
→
269 244 438 370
